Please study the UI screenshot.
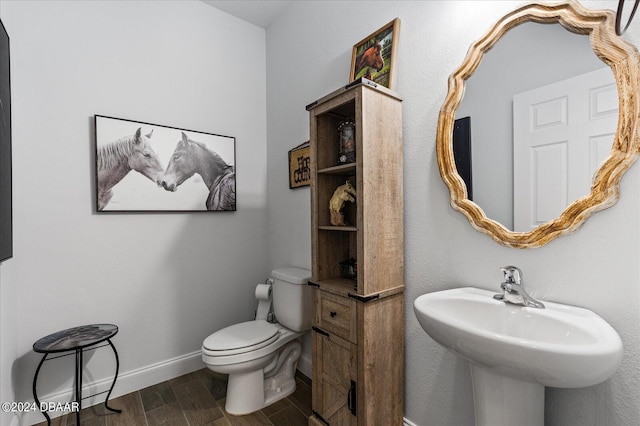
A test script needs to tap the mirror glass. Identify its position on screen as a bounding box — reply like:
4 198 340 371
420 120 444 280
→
454 22 616 232
437 2 640 248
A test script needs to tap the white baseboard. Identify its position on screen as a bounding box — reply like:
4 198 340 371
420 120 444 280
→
21 350 202 426
403 417 419 426
297 352 312 379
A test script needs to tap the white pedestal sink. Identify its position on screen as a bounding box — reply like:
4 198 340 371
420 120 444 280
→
414 287 623 426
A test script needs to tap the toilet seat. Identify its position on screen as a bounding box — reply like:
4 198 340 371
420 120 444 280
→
203 320 279 356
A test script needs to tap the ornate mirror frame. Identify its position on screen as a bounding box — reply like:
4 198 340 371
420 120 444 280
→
437 1 640 249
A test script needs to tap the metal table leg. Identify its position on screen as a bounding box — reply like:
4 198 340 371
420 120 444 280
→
32 353 51 426
75 348 83 425
104 339 122 414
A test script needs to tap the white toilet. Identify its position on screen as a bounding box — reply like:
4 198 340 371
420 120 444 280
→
201 267 311 415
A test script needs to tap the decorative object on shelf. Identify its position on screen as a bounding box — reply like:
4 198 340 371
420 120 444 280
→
95 115 236 212
337 121 356 164
288 141 310 189
349 18 400 89
339 257 357 280
329 180 356 226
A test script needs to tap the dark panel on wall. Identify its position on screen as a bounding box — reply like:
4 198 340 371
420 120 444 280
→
0 19 12 262
453 116 472 201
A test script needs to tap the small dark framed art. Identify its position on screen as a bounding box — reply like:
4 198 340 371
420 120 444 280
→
288 141 310 189
349 18 400 89
94 115 236 212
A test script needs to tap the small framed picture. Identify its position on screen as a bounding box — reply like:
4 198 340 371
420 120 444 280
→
288 141 310 189
349 18 400 89
94 115 236 212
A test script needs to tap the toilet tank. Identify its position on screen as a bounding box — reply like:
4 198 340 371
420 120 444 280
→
271 267 312 332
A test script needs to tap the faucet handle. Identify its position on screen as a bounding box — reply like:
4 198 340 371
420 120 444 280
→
500 266 522 284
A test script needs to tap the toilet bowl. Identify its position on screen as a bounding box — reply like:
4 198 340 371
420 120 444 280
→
203 321 303 415
201 267 311 415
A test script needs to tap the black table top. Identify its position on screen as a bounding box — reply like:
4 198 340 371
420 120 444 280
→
33 324 118 353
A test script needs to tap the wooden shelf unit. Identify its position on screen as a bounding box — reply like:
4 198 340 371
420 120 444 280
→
307 79 404 426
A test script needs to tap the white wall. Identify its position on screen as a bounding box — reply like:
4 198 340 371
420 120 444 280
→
266 1 640 425
0 2 19 425
0 1 268 424
0 275 17 426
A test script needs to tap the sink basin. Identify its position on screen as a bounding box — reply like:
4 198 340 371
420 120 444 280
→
414 287 623 426
414 287 622 387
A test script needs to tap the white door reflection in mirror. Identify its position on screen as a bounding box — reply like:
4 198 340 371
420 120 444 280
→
513 67 617 232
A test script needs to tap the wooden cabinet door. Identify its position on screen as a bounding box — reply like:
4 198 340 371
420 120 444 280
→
312 328 357 426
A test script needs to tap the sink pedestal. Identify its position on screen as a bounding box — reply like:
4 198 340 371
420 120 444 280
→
470 365 544 426
414 287 623 426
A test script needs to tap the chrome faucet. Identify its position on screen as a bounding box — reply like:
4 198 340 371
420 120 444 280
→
493 266 545 309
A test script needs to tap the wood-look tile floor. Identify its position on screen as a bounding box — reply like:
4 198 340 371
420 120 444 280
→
34 368 311 426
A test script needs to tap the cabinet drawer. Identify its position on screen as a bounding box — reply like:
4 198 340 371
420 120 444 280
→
315 291 357 343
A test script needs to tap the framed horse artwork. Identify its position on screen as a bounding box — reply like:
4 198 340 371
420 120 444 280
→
349 18 400 89
94 115 236 212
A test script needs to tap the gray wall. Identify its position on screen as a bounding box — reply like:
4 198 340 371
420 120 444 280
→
265 1 640 425
0 1 269 424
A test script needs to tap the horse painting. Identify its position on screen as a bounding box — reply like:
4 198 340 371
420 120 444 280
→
96 128 164 210
161 132 236 211
355 40 384 77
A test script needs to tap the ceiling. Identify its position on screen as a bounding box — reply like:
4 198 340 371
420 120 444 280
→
202 1 294 28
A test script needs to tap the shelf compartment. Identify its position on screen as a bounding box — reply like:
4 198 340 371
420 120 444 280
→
313 100 356 171
318 276 357 288
316 277 358 296
314 229 357 283
318 226 357 232
316 173 357 228
318 163 356 175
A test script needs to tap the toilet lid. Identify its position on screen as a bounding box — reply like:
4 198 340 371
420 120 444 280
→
203 320 279 355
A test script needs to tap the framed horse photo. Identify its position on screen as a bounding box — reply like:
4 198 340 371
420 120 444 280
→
94 115 236 212
349 18 400 89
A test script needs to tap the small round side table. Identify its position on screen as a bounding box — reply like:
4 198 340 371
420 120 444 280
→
32 324 122 425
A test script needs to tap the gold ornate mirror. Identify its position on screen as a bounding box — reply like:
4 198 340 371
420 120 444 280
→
437 1 640 248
